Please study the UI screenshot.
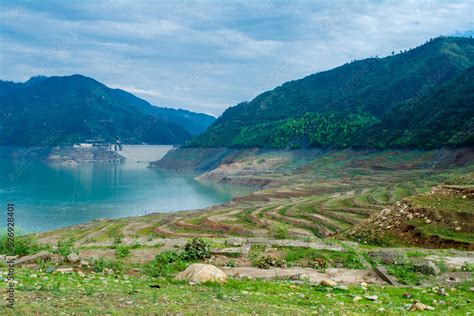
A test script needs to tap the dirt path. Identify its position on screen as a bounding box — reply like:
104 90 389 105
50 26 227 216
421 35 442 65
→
221 267 384 285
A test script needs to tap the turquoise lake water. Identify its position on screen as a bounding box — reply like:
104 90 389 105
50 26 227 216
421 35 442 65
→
0 145 249 232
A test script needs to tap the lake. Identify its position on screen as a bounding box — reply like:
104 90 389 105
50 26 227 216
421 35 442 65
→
0 145 250 233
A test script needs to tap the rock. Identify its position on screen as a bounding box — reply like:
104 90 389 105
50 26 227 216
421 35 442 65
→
455 227 461 231
176 264 227 284
103 268 114 275
50 254 64 264
413 260 440 275
367 251 407 265
56 268 74 274
320 279 337 287
80 260 90 267
67 252 80 264
373 265 399 285
14 251 51 266
410 302 426 311
353 296 362 302
364 295 378 301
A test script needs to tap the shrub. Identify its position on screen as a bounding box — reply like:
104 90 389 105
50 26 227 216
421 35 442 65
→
55 238 76 257
143 250 187 277
0 233 46 256
92 258 123 273
274 224 289 240
342 247 364 269
184 238 210 260
308 257 329 270
251 254 286 269
115 245 130 258
461 262 474 272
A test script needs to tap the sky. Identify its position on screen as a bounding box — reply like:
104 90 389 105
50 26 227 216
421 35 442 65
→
0 0 473 116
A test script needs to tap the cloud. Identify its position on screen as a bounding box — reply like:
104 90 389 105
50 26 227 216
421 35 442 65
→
0 0 473 116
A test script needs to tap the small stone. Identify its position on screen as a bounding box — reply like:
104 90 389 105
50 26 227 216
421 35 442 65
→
364 295 378 301
410 302 426 311
320 279 337 287
334 285 349 291
103 268 114 275
455 227 461 231
67 252 80 264
56 268 74 274
353 296 362 302
425 305 435 311
360 282 368 288
437 288 449 296
425 219 431 224
298 274 309 281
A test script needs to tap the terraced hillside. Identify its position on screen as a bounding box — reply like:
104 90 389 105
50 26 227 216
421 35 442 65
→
348 178 474 249
38 148 474 245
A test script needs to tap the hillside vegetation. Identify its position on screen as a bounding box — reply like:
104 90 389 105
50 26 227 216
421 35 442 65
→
189 37 474 149
0 75 215 145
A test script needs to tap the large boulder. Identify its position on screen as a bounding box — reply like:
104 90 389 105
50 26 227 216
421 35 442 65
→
413 260 441 275
176 264 227 284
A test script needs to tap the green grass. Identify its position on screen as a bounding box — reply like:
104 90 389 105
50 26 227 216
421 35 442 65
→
4 268 474 314
410 195 474 213
284 247 364 269
410 220 474 243
385 263 427 285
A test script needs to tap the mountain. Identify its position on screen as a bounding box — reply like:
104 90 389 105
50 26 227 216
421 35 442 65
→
189 37 474 149
0 74 211 145
112 89 215 135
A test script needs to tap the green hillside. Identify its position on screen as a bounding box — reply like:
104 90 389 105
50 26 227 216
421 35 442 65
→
189 37 474 149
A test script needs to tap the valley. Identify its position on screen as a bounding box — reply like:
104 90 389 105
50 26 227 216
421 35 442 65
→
3 147 473 314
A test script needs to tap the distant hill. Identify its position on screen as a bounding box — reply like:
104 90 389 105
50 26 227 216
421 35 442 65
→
189 37 474 149
112 89 215 135
0 75 215 146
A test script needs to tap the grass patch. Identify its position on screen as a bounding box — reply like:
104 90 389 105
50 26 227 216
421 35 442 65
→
284 247 364 269
410 219 474 243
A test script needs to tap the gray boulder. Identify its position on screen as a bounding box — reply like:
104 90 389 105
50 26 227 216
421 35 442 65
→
67 252 80 264
176 264 227 284
413 260 441 275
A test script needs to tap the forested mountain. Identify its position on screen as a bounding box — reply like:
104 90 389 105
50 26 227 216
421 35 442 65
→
189 37 474 149
112 89 215 135
0 75 214 146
